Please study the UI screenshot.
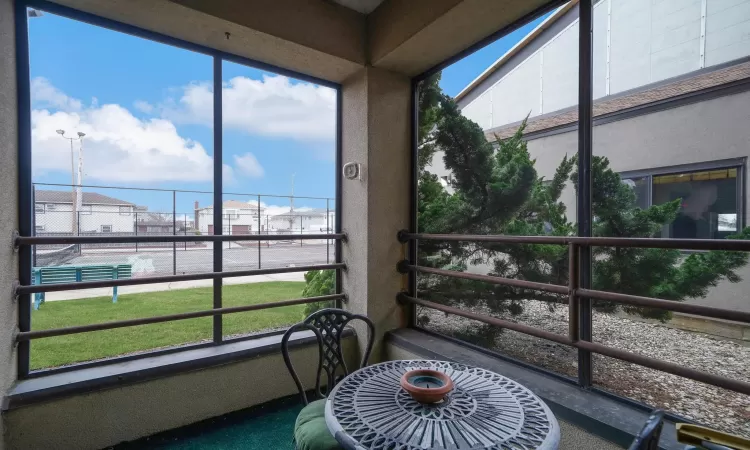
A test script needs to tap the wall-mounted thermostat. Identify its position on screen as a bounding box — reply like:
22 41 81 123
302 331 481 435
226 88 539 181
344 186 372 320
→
343 162 361 180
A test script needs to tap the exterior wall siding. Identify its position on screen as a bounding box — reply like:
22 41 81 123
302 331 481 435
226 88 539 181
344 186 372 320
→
36 203 134 233
459 0 750 131
524 89 750 312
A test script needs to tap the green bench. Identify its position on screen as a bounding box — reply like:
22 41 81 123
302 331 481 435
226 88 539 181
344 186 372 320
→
32 264 132 310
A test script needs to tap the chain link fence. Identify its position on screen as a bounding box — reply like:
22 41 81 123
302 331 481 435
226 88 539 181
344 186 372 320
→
32 183 336 278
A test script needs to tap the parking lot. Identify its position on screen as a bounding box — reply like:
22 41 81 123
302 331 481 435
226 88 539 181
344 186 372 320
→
58 243 335 277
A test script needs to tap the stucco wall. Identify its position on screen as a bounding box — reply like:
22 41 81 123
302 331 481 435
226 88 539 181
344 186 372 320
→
0 0 19 448
341 67 410 360
4 337 358 450
526 89 750 312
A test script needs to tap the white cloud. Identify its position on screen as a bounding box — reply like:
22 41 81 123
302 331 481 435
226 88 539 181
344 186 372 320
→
233 152 264 178
133 100 154 114
31 77 82 112
222 163 235 185
162 75 336 141
31 77 215 183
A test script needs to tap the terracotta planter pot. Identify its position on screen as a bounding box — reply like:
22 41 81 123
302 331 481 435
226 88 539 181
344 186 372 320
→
400 369 454 404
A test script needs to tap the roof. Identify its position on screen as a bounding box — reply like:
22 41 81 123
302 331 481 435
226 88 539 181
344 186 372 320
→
35 190 134 206
272 208 330 218
454 1 577 102
486 60 750 140
136 221 175 227
198 200 264 210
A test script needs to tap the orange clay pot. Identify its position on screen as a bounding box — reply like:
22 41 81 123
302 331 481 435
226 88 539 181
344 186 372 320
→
400 369 454 404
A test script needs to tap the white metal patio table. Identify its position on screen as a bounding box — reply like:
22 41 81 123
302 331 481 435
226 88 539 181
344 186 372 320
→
325 360 560 449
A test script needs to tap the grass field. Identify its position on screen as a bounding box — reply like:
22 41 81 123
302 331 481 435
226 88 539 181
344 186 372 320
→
30 282 307 370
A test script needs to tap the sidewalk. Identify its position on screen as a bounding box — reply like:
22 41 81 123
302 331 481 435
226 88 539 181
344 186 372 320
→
45 272 306 301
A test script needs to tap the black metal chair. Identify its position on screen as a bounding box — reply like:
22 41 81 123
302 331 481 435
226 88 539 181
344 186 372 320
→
628 410 665 450
281 308 375 450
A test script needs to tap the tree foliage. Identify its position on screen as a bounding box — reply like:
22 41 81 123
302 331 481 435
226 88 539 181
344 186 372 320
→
414 75 750 324
301 269 335 317
302 73 750 327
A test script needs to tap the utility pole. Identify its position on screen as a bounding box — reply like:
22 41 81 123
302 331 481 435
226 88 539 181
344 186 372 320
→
288 173 296 230
56 130 85 233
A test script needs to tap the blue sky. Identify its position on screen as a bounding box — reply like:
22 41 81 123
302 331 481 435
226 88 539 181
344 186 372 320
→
28 10 543 214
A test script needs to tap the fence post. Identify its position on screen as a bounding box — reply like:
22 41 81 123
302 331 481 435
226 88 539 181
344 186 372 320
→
228 215 231 249
568 243 580 342
326 198 330 264
300 215 303 247
257 195 262 269
173 190 177 275
184 217 188 250
135 211 138 253
78 211 82 254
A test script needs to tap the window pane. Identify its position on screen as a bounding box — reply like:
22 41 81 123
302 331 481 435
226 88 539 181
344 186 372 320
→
220 59 336 339
621 176 649 210
653 168 738 239
591 0 750 436
415 5 578 378
28 9 214 369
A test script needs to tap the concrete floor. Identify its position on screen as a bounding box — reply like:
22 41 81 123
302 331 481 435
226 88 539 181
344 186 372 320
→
560 420 624 449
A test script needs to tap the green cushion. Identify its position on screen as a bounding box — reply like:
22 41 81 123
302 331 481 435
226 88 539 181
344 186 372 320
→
294 399 341 450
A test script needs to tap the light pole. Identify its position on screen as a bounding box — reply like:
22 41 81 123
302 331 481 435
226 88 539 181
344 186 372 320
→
56 130 85 234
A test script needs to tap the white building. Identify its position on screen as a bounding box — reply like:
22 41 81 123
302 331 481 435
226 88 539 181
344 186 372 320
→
34 190 135 234
268 209 336 233
432 0 750 314
194 200 267 235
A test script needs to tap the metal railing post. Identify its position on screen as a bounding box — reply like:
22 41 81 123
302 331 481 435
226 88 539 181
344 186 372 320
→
568 243 580 342
173 190 177 275
212 56 223 344
135 211 138 252
16 6 33 377
257 195 261 269
577 0 594 388
326 198 330 264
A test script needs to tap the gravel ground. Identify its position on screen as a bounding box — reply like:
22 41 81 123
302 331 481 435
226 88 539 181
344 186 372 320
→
419 301 750 437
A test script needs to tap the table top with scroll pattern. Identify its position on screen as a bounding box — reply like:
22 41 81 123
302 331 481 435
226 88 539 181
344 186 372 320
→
324 360 560 450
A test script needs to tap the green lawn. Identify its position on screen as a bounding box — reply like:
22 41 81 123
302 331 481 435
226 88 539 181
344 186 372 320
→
30 282 306 370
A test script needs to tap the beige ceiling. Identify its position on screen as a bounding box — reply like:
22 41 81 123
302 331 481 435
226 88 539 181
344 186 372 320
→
328 0 386 14
57 0 557 84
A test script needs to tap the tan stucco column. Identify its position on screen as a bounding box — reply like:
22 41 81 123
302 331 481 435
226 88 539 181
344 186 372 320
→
0 0 19 448
340 67 410 361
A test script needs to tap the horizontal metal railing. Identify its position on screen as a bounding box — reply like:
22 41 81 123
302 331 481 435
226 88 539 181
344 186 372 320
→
14 233 347 345
402 264 750 325
16 294 344 341
398 231 750 397
398 231 750 251
15 263 345 295
16 233 345 246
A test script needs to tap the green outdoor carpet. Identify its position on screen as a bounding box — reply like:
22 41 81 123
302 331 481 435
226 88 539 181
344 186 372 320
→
114 396 304 450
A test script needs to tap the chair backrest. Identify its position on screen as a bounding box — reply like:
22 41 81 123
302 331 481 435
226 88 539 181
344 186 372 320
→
628 410 665 450
281 308 375 405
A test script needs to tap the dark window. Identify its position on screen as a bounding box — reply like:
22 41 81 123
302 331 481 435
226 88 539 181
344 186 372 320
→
653 168 739 240
622 166 742 240
621 176 649 210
